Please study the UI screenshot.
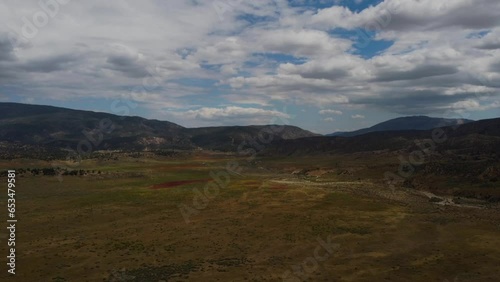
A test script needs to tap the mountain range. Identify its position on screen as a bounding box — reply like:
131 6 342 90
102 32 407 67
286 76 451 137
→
0 102 317 153
1 102 499 158
264 117 500 156
327 116 473 137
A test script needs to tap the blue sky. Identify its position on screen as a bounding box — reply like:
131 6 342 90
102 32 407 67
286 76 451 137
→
1 0 499 133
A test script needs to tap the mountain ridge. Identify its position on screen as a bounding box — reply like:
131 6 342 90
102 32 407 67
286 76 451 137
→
264 117 500 156
0 102 319 152
1 102 499 159
327 116 474 137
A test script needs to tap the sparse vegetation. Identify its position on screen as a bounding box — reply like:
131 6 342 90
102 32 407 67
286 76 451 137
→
0 152 499 281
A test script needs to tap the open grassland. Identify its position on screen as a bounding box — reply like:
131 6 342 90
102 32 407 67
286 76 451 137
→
0 152 499 281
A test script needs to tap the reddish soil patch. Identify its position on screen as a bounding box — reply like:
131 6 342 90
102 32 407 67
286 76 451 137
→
151 178 211 189
157 164 203 171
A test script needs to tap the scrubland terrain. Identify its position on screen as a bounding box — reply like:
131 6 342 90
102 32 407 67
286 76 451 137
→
1 152 499 281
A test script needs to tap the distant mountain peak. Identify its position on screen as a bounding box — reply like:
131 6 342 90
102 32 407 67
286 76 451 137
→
327 116 474 137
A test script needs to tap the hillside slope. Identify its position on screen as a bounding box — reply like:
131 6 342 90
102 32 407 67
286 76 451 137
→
265 118 500 156
327 116 473 137
0 102 318 154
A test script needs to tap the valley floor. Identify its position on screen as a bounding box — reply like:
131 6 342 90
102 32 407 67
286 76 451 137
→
0 152 499 281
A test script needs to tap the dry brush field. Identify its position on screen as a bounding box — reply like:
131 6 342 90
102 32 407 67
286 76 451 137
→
0 152 499 281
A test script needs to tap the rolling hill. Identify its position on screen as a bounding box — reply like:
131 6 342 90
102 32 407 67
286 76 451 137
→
0 102 318 155
1 102 498 159
327 116 473 137
263 117 500 156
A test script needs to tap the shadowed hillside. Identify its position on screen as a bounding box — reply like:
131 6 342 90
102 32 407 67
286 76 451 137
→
0 102 318 155
265 118 500 156
327 116 473 137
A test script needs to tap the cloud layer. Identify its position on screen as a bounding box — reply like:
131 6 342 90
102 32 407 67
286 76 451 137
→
1 0 499 132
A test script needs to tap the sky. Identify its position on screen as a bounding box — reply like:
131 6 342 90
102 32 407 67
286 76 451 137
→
1 0 500 134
